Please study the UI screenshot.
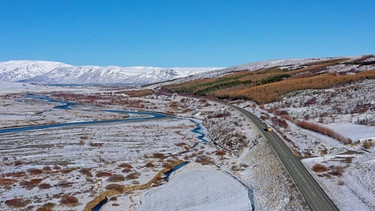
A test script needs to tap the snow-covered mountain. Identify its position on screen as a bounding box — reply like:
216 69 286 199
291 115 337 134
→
0 60 220 85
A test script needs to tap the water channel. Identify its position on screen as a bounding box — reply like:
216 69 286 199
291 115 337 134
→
0 93 255 210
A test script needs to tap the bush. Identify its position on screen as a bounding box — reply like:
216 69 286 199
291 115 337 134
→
363 140 372 149
0 178 17 186
195 155 212 165
107 174 125 182
5 198 30 208
56 180 73 188
312 164 328 172
126 172 140 180
89 142 103 147
329 166 344 177
79 168 93 177
153 153 165 159
297 121 349 144
118 163 133 169
27 168 43 175
60 194 78 206
145 162 155 168
96 171 113 177
38 183 52 189
20 179 43 190
215 150 226 156
43 166 52 172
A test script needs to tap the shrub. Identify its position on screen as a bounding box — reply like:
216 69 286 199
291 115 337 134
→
195 155 212 165
14 160 22 166
215 150 226 156
60 194 78 206
118 163 133 169
0 178 17 186
96 171 112 177
38 183 52 189
122 168 132 173
107 174 125 182
56 180 73 188
153 153 165 159
329 166 344 177
363 140 372 149
145 162 155 168
297 121 349 144
43 166 52 172
5 198 30 208
89 142 103 147
5 171 26 177
20 179 43 190
126 172 140 180
79 168 93 177
27 168 43 175
312 164 328 172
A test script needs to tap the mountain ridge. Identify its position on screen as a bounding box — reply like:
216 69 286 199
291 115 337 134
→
0 60 220 85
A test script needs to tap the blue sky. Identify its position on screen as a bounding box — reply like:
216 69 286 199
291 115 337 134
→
1 0 374 67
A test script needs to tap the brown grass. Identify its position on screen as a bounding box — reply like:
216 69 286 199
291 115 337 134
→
79 168 93 177
5 198 30 208
126 172 141 180
38 183 52 189
164 57 375 105
215 150 226 156
107 174 125 182
60 194 79 206
221 69 375 104
195 155 213 165
145 162 155 168
118 163 133 169
312 164 328 172
96 171 113 177
20 179 43 190
89 142 103 147
297 121 350 144
122 89 153 97
56 180 73 188
27 168 43 175
4 171 26 177
0 178 17 186
153 153 165 159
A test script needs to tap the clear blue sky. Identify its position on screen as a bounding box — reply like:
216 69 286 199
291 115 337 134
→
1 0 374 67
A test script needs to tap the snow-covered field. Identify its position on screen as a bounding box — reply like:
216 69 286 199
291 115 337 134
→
236 78 375 210
0 82 306 210
138 163 251 211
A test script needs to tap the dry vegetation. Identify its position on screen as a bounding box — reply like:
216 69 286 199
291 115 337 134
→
296 121 352 144
164 57 375 104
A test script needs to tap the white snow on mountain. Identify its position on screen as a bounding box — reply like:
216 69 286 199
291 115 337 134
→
0 60 220 85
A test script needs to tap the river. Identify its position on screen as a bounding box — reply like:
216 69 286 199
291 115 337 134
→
0 93 255 211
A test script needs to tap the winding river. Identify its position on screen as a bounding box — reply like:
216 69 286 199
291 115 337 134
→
1 93 255 210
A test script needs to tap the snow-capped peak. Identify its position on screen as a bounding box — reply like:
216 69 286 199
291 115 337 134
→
0 60 220 85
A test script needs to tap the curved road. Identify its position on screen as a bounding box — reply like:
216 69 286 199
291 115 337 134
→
232 105 339 211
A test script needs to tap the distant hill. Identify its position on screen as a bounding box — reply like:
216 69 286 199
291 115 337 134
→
162 55 375 104
0 60 220 86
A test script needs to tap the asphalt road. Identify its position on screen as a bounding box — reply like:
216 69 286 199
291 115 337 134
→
232 105 339 211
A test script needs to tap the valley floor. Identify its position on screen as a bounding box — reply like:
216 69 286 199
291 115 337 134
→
0 83 306 211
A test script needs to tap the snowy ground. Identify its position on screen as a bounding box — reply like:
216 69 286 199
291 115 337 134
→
138 163 251 211
0 82 306 211
234 79 375 210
